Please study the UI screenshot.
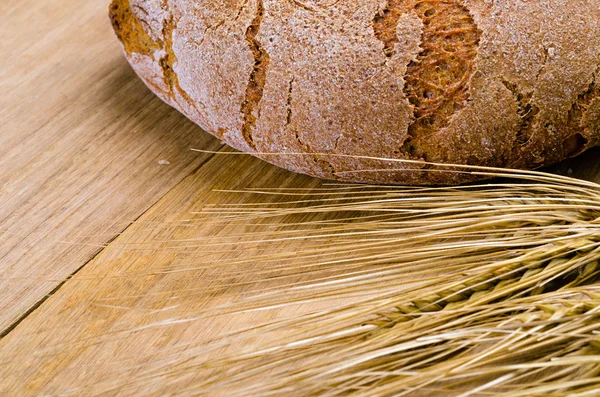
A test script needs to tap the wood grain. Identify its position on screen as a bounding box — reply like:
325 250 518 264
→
0 0 222 333
0 151 335 395
1 0 599 395
0 148 598 395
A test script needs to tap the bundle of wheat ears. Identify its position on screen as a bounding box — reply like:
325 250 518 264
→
147 157 600 396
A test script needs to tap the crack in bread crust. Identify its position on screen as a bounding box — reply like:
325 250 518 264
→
501 79 540 147
402 1 481 158
110 0 201 113
373 0 405 58
563 66 600 157
286 77 337 177
159 15 182 100
159 10 205 117
240 0 270 151
109 0 162 56
285 77 294 127
374 1 480 159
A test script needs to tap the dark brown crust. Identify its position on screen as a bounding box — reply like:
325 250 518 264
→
110 0 600 185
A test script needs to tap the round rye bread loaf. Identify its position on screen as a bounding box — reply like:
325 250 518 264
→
109 0 600 184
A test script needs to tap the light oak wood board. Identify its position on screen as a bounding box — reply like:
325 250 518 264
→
0 0 222 334
0 145 599 395
1 0 600 395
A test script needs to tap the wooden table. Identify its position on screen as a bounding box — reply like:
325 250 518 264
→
1 0 599 395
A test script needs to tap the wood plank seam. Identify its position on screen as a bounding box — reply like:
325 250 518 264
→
0 258 94 339
0 146 223 338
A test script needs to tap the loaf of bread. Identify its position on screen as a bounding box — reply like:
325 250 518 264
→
110 0 600 184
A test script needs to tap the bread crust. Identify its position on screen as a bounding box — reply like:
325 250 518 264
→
110 0 600 184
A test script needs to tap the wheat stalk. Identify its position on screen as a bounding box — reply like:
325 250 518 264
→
201 289 600 397
176 168 600 396
76 162 600 396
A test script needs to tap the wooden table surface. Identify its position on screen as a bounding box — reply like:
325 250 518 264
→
1 0 600 395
